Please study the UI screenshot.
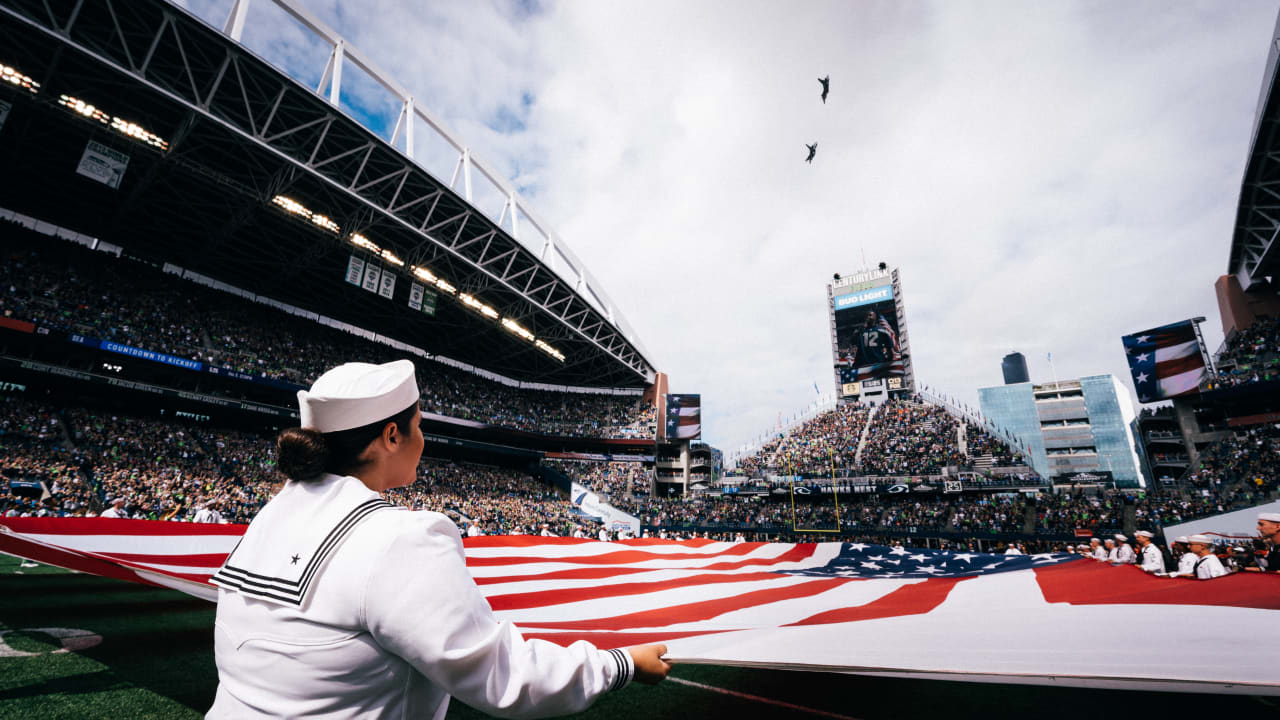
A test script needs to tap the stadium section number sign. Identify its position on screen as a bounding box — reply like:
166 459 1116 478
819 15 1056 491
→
76 140 129 190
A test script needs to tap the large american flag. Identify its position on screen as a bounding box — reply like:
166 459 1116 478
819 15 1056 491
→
2 517 1278 694
1122 320 1208 402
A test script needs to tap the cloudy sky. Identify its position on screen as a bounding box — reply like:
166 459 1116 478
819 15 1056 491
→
183 0 1280 455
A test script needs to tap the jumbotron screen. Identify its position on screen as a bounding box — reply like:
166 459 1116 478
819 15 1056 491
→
833 284 904 387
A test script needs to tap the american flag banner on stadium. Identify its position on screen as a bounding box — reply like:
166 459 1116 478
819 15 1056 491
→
2 518 1278 694
664 394 701 440
1122 320 1208 402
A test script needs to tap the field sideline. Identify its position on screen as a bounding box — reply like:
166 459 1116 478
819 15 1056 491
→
0 554 1273 720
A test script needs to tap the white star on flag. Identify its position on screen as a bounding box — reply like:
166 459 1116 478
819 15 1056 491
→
861 562 882 570
1136 372 1149 383
953 553 975 563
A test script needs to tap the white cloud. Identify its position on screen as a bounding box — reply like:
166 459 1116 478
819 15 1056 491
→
193 0 1280 454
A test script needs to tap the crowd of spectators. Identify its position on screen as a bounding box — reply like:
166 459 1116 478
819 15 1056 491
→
0 397 95 518
1209 315 1279 389
859 398 966 475
387 459 582 537
0 229 653 439
544 459 651 499
736 404 870 476
1185 424 1280 497
737 396 1020 478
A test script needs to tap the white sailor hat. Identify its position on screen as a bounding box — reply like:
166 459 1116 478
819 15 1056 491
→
298 360 419 433
1174 536 1189 543
1114 533 1127 541
1187 534 1213 544
1259 512 1280 523
1088 537 1100 543
1135 530 1154 538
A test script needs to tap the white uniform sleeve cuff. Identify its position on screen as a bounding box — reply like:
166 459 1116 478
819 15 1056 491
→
604 648 635 691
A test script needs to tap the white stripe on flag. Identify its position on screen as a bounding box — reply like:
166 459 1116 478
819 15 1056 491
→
1157 367 1205 397
1153 339 1198 363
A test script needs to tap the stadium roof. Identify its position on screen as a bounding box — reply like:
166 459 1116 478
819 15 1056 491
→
1229 10 1280 292
0 0 657 389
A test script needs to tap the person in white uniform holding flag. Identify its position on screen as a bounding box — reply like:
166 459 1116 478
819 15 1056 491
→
1185 535 1228 580
1133 530 1164 573
207 360 669 719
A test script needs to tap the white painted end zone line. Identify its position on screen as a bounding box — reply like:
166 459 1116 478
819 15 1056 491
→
666 676 863 720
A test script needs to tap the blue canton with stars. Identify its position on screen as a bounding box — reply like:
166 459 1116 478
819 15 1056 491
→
780 543 1082 579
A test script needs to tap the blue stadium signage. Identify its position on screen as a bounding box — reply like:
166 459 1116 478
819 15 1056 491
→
833 286 893 311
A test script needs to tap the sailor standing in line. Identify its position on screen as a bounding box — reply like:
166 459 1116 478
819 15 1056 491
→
1185 535 1228 580
1133 530 1164 573
1244 512 1280 573
1110 534 1135 565
207 361 669 719
1172 536 1197 577
1104 538 1118 562
1089 538 1107 561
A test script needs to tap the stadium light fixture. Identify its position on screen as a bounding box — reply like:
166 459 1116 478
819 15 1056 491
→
500 317 535 342
349 233 379 252
1 64 39 94
534 339 566 362
57 94 168 150
410 265 437 283
459 293 499 320
434 279 457 295
348 233 403 267
271 195 339 234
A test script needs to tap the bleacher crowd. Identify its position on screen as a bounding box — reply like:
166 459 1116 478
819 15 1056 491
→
0 226 652 439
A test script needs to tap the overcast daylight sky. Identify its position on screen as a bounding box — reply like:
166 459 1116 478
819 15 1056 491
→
181 0 1280 455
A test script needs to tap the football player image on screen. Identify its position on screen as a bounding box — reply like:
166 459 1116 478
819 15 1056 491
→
853 310 895 365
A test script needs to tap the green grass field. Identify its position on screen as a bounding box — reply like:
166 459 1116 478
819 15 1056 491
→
0 554 1274 720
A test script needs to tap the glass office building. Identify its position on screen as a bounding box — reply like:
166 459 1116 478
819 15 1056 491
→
978 374 1142 487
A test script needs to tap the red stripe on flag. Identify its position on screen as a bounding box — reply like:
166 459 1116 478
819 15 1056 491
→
103 552 230 567
523 577 851 631
0 532 162 588
486 571 815 611
1034 559 1280 610
463 535 597 548
474 567 655 586
786 577 967 625
1154 354 1204 379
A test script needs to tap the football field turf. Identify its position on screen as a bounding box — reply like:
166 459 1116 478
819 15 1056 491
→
0 554 1273 720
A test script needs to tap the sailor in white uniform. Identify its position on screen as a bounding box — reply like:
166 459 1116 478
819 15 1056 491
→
1104 538 1117 562
1172 536 1196 577
1089 538 1106 561
1110 534 1135 565
1133 530 1164 573
207 361 669 719
1185 535 1227 580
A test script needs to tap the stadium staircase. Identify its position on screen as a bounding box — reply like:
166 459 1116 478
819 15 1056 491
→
1021 503 1037 534
957 424 967 455
853 405 879 467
